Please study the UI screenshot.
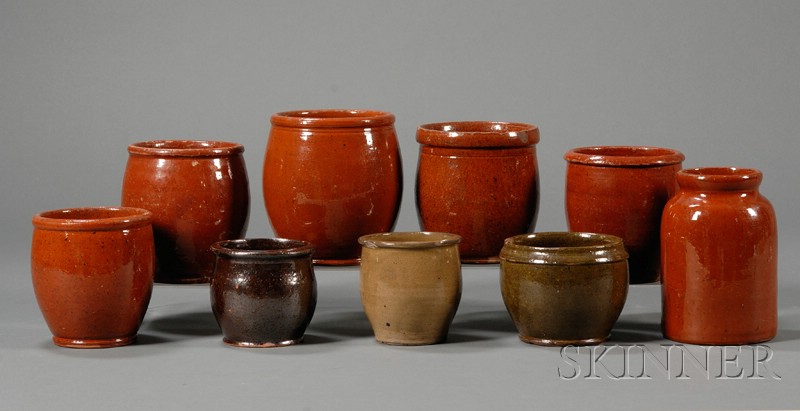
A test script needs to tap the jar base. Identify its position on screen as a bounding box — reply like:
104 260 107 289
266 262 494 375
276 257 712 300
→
375 337 446 346
313 258 360 266
518 334 608 347
52 335 137 349
222 337 303 348
663 333 775 346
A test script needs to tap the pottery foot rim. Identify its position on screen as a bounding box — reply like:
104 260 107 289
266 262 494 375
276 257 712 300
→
518 334 609 346
52 335 137 348
663 334 775 346
313 258 360 266
222 337 303 348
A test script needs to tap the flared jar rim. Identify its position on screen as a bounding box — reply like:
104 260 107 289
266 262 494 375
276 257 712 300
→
564 146 684 167
417 121 539 148
677 167 763 191
32 206 153 232
358 232 462 249
500 232 629 265
211 238 315 259
271 109 395 128
128 140 244 157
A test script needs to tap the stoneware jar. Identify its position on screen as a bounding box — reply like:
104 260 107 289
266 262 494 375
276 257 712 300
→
358 232 462 345
122 140 250 284
263 110 402 265
210 238 317 348
500 232 629 346
564 146 684 284
31 207 155 348
661 167 777 345
416 121 540 263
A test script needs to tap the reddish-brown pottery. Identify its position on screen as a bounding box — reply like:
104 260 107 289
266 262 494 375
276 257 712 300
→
564 146 684 283
31 207 155 348
210 239 317 347
122 140 250 284
661 167 777 345
263 110 402 265
416 121 540 263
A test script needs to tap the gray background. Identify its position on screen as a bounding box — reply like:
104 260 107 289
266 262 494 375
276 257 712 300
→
1 1 798 410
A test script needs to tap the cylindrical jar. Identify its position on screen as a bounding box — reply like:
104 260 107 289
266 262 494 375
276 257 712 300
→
416 121 540 263
500 232 629 346
31 207 155 348
263 110 402 265
210 238 317 347
564 146 684 284
661 167 777 344
122 140 250 284
359 232 462 345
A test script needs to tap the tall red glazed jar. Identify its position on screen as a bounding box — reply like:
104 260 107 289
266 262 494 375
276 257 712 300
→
661 167 777 345
416 121 540 263
122 140 250 284
263 110 402 265
564 146 684 283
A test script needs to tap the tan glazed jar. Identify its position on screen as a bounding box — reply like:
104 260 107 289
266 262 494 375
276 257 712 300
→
358 232 462 345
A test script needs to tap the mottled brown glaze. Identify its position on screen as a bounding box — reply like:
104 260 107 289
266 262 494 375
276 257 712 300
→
500 232 628 346
31 207 155 348
661 167 777 345
210 238 316 347
416 121 540 263
122 140 250 284
263 110 402 265
564 146 684 284
359 232 462 345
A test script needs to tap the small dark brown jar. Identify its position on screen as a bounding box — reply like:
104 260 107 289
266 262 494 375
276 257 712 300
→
210 238 316 347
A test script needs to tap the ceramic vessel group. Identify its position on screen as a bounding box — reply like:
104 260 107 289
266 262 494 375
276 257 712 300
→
30 108 779 350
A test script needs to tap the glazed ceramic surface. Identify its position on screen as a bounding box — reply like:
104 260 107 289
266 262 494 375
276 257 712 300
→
500 232 629 346
122 140 250 284
31 207 155 348
661 167 777 345
359 232 462 345
263 110 402 265
210 238 317 348
564 146 684 284
416 121 540 263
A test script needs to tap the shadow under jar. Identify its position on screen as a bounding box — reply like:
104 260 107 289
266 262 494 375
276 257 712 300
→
210 238 317 348
416 121 540 263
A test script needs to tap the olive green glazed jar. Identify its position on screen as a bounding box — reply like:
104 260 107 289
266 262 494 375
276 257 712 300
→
500 232 629 346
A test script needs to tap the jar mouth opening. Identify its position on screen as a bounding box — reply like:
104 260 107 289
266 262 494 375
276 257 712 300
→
128 140 244 157
211 238 314 259
564 146 684 167
677 167 763 191
33 207 152 231
680 167 761 180
271 109 395 128
507 232 622 249
500 232 628 265
417 121 539 148
359 232 462 249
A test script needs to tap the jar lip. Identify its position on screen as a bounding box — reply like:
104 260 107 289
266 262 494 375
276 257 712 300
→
500 232 628 265
358 232 462 249
211 238 314 259
32 206 153 231
417 121 539 148
564 146 684 167
677 167 763 190
271 109 395 128
128 140 244 157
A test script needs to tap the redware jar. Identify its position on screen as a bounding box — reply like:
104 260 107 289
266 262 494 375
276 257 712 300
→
661 167 777 345
263 110 402 265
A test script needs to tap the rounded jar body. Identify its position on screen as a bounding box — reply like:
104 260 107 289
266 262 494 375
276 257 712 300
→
500 232 629 346
263 110 402 265
210 238 317 347
359 232 462 345
122 140 250 284
416 121 540 263
564 146 684 284
661 167 777 345
31 207 155 348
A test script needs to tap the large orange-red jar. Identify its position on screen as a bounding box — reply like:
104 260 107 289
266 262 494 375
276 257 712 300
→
661 167 777 345
122 140 250 283
263 110 402 265
416 121 540 263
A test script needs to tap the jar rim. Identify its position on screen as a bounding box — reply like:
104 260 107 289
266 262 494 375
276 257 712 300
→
32 207 153 231
128 140 244 157
358 232 462 249
677 167 762 191
500 232 628 265
211 238 314 259
417 121 539 148
564 146 684 167
271 109 395 128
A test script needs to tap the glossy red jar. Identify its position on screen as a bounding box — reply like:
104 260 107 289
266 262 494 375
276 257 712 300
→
416 121 540 263
564 146 684 283
31 207 154 348
122 140 250 283
263 110 402 265
661 167 777 344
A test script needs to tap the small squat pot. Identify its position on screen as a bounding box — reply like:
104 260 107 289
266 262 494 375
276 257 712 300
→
359 232 462 345
500 232 629 346
31 207 155 348
210 238 316 347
